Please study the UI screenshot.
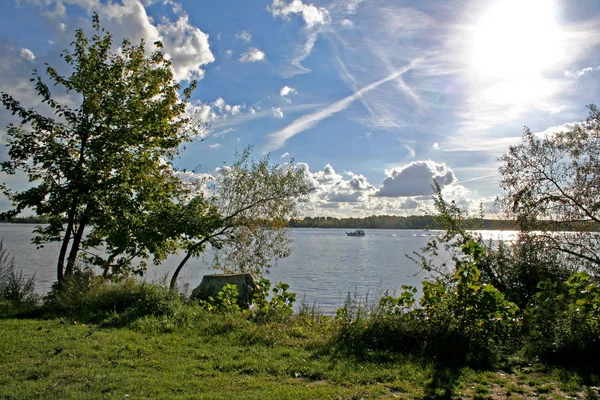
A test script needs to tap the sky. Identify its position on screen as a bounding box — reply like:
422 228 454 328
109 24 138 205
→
0 0 599 218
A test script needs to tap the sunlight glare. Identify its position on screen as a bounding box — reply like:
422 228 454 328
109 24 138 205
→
470 0 562 80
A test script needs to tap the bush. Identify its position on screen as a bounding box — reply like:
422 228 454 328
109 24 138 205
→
335 241 520 367
476 233 574 309
0 240 38 310
44 268 183 326
523 271 600 369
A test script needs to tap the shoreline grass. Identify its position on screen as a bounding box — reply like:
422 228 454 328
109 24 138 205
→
1 315 598 399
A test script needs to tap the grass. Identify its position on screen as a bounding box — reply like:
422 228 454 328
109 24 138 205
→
1 315 598 400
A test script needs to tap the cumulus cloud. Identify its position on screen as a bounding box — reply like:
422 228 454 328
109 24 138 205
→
374 160 457 197
235 30 252 42
238 47 266 62
19 0 214 82
280 85 297 97
157 13 215 81
347 172 373 191
400 198 420 209
185 97 252 137
312 163 343 183
268 0 330 29
272 107 284 118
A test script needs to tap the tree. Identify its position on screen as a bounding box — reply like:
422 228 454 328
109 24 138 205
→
0 15 204 284
169 149 311 290
498 105 600 271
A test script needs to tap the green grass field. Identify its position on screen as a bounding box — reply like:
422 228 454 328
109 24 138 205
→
1 317 598 399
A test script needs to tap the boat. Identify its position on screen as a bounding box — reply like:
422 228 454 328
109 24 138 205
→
346 229 365 237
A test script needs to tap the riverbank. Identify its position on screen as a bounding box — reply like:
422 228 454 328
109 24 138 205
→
1 317 597 399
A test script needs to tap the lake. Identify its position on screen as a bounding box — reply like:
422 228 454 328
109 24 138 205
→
0 224 516 313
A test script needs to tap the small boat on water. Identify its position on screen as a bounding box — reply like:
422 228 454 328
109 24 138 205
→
346 229 365 237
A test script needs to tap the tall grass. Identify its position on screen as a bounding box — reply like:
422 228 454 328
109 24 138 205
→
0 240 38 313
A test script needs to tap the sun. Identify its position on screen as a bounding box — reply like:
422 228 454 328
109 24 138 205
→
470 0 562 80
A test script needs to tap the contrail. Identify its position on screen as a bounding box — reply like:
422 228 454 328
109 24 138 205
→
262 62 415 154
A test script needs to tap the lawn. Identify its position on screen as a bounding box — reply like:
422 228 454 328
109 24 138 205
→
1 317 598 399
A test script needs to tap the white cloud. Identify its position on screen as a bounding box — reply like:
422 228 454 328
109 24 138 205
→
403 143 416 158
564 66 599 79
157 12 215 81
340 19 354 29
432 142 439 150
272 107 284 118
312 163 343 183
280 152 290 158
264 63 415 153
239 47 266 63
280 85 297 97
208 143 221 149
400 198 420 210
268 0 330 29
185 97 251 134
345 0 364 14
374 160 457 197
20 48 35 61
235 30 252 43
268 0 330 76
20 0 215 83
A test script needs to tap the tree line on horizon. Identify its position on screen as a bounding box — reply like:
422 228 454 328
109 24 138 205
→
288 215 519 230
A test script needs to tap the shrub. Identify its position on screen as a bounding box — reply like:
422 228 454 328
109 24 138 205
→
335 241 520 367
0 240 38 309
194 278 297 321
44 269 183 326
524 271 600 369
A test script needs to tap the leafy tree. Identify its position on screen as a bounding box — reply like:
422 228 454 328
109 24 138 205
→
499 105 600 271
0 15 203 284
169 150 311 290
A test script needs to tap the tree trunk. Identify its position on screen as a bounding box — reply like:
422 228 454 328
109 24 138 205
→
169 238 211 291
56 225 72 284
65 219 86 277
57 199 80 284
170 250 193 291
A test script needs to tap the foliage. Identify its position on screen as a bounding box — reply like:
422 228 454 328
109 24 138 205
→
0 240 38 309
499 104 600 271
411 183 574 309
169 149 312 289
0 14 202 284
357 241 519 366
251 278 296 319
197 283 242 313
196 278 297 320
44 271 183 326
524 271 600 368
418 240 520 365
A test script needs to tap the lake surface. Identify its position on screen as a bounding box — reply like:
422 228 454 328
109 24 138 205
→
0 224 515 313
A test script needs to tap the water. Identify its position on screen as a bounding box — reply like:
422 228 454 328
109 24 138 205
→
0 224 516 313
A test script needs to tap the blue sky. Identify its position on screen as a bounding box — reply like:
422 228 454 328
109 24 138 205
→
1 0 599 217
